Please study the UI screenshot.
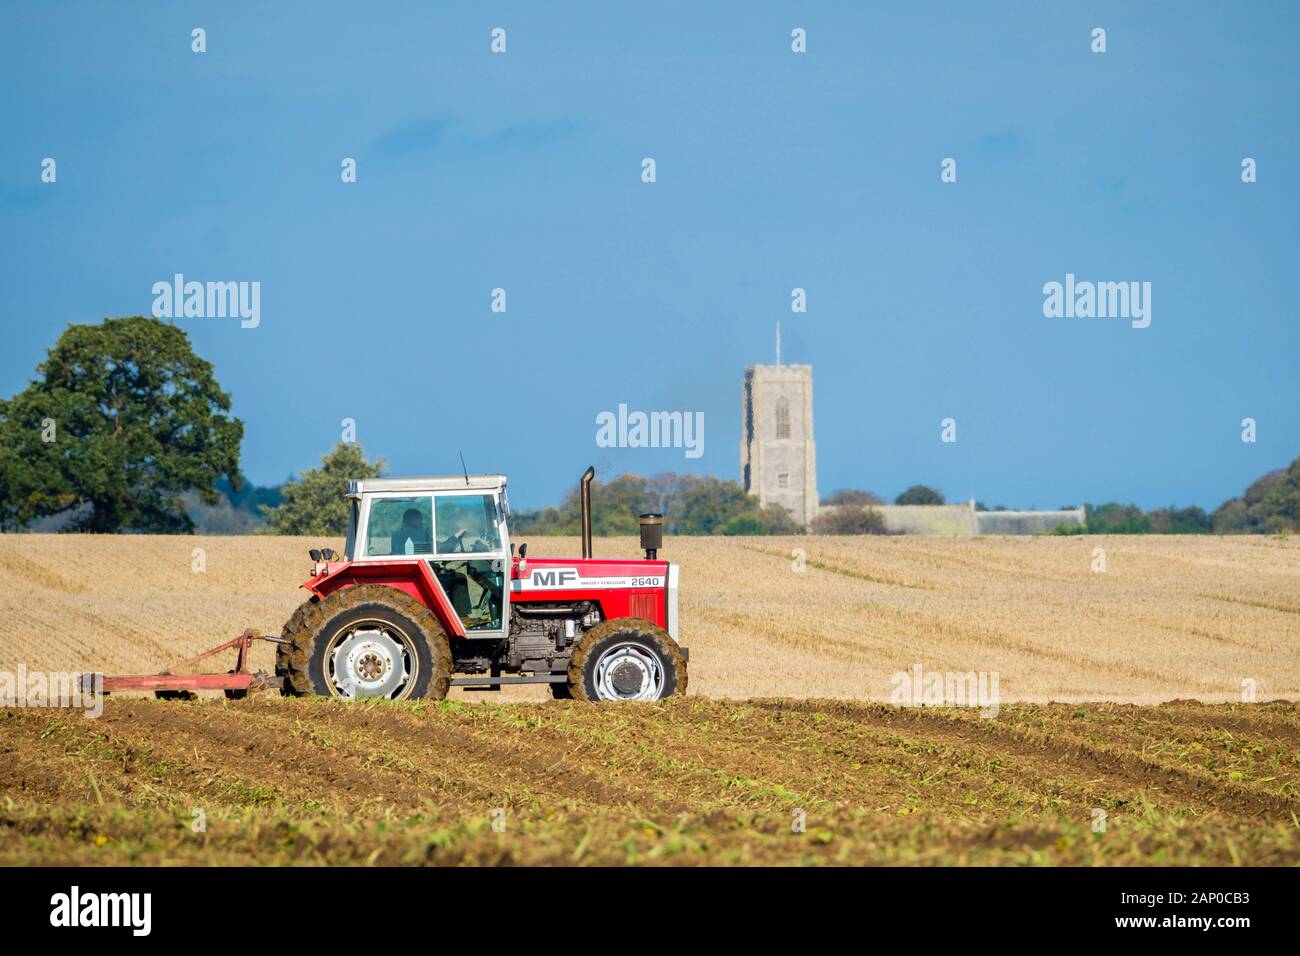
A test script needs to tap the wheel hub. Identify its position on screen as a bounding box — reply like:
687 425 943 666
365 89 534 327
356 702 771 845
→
592 643 664 701
610 661 644 695
330 628 409 698
356 653 385 680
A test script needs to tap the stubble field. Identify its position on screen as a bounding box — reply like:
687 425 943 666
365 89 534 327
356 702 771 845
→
2 533 1297 702
1 533 1297 865
2 697 1298 865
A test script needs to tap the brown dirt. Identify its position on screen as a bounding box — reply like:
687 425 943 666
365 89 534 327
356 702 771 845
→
1 697 1296 866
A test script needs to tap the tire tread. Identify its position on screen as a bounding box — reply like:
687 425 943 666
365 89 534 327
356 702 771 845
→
277 585 452 699
566 617 686 702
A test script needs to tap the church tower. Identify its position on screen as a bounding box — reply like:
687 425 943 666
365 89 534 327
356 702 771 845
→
740 329 818 526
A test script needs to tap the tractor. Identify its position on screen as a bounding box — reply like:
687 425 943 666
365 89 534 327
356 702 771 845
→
273 467 688 702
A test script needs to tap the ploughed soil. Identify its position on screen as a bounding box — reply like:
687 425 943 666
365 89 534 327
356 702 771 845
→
1 697 1297 865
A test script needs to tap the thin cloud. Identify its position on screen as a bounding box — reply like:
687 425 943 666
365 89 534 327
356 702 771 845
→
372 115 593 156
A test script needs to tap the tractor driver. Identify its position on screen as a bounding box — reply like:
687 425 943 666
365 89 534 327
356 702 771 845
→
438 525 477 553
390 508 431 555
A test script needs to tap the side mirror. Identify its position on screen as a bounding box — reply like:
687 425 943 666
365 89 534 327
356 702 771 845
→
517 542 528 574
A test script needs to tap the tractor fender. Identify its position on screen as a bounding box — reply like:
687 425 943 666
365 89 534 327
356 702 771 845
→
301 560 466 638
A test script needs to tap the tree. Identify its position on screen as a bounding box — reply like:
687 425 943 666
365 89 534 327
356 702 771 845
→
676 476 760 534
0 317 242 532
1083 503 1150 534
1211 497 1249 533
217 473 283 515
674 475 800 534
183 474 285 535
260 443 385 536
822 488 883 507
719 512 767 536
511 473 657 536
1212 457 1300 533
511 471 802 536
895 484 944 506
719 501 801 535
810 505 888 535
1148 505 1211 534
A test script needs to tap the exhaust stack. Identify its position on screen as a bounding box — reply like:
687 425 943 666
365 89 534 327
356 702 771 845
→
639 513 663 560
580 466 595 559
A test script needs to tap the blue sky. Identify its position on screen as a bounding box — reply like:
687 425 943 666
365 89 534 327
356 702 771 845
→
2 2 1296 510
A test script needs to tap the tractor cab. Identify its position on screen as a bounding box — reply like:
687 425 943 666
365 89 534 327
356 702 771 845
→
344 475 511 636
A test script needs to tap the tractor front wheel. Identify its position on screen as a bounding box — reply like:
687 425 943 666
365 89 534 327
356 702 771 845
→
565 619 686 702
278 586 452 701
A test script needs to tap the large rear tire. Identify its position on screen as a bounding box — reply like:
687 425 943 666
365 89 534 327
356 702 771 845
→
566 618 686 702
278 585 452 700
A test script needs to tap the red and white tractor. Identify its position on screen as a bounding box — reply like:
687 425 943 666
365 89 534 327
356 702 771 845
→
274 467 687 702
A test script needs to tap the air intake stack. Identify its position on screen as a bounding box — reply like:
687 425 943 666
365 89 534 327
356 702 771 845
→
639 513 663 560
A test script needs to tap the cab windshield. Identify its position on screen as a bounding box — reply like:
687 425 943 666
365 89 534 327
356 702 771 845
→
434 494 501 554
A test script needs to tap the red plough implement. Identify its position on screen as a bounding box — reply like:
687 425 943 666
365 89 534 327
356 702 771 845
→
81 629 285 700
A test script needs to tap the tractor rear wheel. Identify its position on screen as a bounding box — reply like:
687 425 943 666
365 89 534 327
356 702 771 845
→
278 585 452 701
565 618 686 702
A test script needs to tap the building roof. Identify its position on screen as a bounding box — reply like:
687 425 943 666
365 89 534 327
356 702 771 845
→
348 475 507 495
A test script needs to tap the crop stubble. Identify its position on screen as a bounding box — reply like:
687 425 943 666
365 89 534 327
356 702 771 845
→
0 697 1297 865
2 532 1296 865
1 533 1295 702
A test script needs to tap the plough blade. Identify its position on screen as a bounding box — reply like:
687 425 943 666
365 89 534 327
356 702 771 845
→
79 628 285 699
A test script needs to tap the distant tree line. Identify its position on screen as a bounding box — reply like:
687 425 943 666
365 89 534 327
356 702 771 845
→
1052 503 1213 535
182 474 284 535
819 472 1300 538
3 318 1298 537
1208 458 1300 534
512 473 801 536
1048 460 1299 535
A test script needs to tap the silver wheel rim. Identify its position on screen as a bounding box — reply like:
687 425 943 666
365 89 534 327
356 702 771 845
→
593 642 664 701
327 622 416 699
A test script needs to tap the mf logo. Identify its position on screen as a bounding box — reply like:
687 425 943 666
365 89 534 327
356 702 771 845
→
528 568 580 588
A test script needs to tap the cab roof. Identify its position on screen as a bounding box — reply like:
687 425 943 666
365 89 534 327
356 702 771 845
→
348 475 507 496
